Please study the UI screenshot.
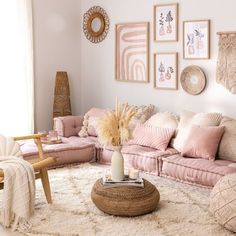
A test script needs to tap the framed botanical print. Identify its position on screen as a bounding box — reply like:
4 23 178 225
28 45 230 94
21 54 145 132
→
154 53 178 90
183 20 210 59
115 22 149 83
154 3 178 42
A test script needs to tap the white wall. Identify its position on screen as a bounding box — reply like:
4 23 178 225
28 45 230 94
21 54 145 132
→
33 0 81 132
81 0 236 118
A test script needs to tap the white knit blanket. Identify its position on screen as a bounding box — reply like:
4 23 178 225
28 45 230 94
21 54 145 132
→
0 156 35 231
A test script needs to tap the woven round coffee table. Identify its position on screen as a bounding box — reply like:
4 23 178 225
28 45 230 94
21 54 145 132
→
91 178 160 216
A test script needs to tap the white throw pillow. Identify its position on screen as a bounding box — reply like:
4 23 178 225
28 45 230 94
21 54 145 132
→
218 116 236 162
145 112 179 129
173 110 222 151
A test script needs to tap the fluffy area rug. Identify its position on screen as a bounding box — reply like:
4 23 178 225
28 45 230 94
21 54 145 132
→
4 163 236 236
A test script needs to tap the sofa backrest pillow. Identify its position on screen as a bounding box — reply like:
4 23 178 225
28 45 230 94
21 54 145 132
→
128 104 155 131
173 110 222 151
181 125 225 160
218 116 236 162
54 116 84 138
78 108 107 137
145 112 179 129
129 124 175 151
79 105 155 138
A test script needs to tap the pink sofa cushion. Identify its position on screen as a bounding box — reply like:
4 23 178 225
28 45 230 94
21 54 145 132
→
161 154 236 187
100 145 178 176
53 116 84 138
181 125 225 160
106 144 178 158
21 137 96 167
129 124 175 151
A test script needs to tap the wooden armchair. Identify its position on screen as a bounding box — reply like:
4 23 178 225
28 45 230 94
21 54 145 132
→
0 134 56 204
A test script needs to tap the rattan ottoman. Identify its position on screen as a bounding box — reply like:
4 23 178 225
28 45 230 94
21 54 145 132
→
91 178 160 216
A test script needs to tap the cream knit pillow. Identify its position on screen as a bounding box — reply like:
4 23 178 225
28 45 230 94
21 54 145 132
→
173 110 222 151
128 104 155 131
218 116 236 161
78 108 107 137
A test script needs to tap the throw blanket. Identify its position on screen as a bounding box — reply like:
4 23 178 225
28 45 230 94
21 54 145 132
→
0 136 35 231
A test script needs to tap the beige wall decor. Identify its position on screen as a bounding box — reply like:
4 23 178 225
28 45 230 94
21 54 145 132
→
154 52 178 90
53 71 72 118
180 65 206 95
183 20 210 59
83 6 109 44
154 3 178 42
216 32 236 94
116 22 149 83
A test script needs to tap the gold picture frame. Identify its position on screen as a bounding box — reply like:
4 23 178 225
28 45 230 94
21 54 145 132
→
154 52 178 90
154 3 178 42
183 20 210 59
115 22 149 83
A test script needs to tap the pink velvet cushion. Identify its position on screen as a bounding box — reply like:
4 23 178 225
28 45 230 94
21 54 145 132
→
129 124 175 151
181 125 225 160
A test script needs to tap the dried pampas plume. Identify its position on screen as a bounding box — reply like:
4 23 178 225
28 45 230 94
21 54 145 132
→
97 99 136 146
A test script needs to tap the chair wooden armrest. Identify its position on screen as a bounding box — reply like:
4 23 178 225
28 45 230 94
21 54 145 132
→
0 133 57 204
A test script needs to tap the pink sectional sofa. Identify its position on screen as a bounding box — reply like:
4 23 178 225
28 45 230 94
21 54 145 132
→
21 137 96 167
21 112 236 188
100 145 178 176
160 155 236 187
99 148 236 188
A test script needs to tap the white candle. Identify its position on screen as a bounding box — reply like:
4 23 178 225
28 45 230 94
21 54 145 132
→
129 168 139 179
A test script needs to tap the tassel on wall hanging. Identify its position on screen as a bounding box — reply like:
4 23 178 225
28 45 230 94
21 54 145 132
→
53 71 72 118
216 31 236 94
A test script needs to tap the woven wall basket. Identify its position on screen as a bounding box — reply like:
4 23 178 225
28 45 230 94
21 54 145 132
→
180 65 206 95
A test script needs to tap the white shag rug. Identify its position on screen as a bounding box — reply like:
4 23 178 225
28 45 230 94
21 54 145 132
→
3 163 235 236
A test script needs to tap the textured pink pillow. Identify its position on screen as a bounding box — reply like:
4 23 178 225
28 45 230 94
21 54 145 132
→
129 124 175 151
181 125 225 160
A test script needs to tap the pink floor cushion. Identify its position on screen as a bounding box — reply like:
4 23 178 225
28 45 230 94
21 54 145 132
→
161 154 236 187
20 138 96 167
99 145 178 176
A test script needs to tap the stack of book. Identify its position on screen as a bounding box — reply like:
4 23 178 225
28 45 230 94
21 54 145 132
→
102 175 144 188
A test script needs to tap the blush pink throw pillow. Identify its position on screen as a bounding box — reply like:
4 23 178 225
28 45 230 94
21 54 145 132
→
181 125 225 160
129 124 175 151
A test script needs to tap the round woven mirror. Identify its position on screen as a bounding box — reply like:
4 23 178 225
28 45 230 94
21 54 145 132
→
83 6 109 43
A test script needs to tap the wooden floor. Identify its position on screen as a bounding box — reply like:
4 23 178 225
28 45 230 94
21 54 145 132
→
0 226 21 236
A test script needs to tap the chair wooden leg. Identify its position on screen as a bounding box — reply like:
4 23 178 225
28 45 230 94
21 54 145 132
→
40 168 52 204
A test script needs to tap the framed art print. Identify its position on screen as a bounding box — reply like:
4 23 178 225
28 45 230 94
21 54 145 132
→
183 20 210 59
115 22 149 83
154 53 178 90
154 3 178 42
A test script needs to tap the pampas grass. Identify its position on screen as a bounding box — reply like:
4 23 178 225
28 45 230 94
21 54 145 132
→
97 99 136 146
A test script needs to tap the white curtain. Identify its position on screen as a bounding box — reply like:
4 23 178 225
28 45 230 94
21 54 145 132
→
0 0 34 136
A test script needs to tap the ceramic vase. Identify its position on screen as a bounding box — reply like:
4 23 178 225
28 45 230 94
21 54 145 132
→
111 146 124 181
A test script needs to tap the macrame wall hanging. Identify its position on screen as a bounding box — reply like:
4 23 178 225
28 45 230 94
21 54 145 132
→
216 32 236 94
53 71 72 118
